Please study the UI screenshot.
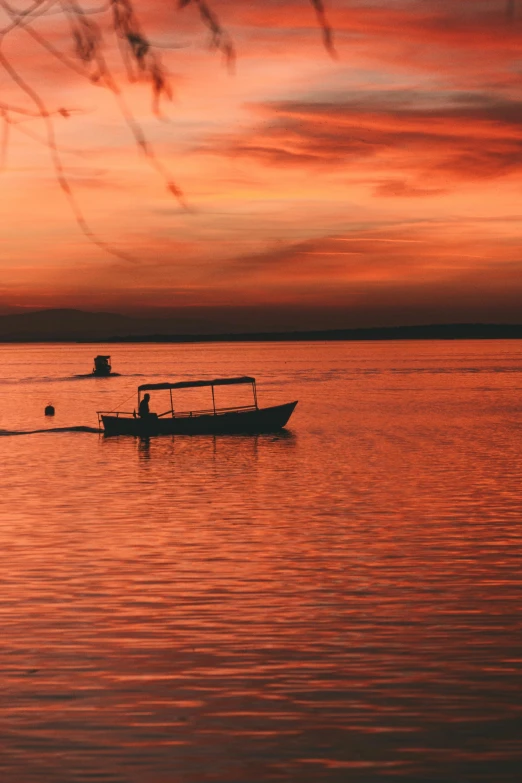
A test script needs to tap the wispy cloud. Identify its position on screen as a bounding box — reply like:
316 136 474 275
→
1 1 521 324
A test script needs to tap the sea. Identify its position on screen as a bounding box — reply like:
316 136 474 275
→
0 340 521 783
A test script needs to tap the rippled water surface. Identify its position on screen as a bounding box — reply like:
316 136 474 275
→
0 341 521 782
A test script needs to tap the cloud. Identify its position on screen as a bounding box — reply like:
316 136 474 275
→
200 89 522 195
2 0 522 325
375 179 448 197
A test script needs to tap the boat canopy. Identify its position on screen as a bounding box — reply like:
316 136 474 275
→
138 376 255 392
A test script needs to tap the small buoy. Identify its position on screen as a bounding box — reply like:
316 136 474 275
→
45 403 55 416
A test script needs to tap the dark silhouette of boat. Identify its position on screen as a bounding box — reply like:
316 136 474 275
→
98 376 297 436
93 355 112 376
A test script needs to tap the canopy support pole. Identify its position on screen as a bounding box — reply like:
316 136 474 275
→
169 388 174 417
211 385 216 415
253 381 258 409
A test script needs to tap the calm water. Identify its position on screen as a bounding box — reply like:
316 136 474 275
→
0 341 521 782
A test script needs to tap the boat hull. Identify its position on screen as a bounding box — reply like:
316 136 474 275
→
101 401 297 436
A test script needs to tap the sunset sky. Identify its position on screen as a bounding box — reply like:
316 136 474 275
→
0 0 521 329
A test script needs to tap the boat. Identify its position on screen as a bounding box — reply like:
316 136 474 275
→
97 376 297 436
93 355 112 376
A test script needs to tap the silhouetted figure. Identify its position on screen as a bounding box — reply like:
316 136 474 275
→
139 393 151 418
45 403 55 416
93 355 112 376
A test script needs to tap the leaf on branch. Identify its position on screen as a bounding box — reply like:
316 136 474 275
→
126 31 150 66
111 0 134 33
179 0 236 70
72 19 101 63
151 59 173 116
309 0 336 57
167 181 183 198
222 40 236 72
167 180 189 210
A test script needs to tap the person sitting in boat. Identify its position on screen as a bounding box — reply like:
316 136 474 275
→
138 393 153 418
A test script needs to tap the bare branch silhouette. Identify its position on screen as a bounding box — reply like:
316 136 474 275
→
0 45 135 261
0 1 334 260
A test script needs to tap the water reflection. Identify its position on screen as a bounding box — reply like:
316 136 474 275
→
137 435 152 460
0 342 521 783
100 430 298 465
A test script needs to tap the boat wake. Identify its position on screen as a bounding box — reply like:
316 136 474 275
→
0 375 122 385
0 372 150 385
73 373 122 378
0 426 100 437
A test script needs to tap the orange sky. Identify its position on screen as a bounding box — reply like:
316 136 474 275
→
0 0 521 328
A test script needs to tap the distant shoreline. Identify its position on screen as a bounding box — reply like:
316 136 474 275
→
2 324 522 343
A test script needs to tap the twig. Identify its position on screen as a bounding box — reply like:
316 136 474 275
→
0 47 135 262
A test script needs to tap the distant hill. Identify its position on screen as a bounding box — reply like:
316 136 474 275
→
0 309 522 342
0 309 150 340
121 323 522 342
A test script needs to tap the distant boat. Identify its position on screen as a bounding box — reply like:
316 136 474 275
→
98 376 297 436
93 355 112 376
